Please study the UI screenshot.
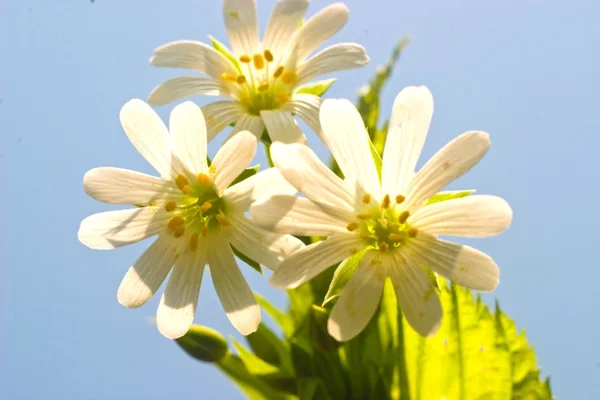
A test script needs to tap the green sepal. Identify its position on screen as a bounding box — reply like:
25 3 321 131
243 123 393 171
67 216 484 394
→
208 35 241 73
231 244 263 274
294 78 336 97
231 164 259 186
425 189 475 206
368 134 382 181
322 247 371 306
309 305 341 352
175 325 228 363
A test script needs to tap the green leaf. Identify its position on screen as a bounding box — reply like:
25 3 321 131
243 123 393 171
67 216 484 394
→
231 243 262 274
255 293 292 334
322 247 370 306
175 325 228 363
425 189 475 206
309 305 340 352
298 378 333 400
294 79 336 97
231 337 281 376
208 35 241 73
246 322 295 376
231 164 260 186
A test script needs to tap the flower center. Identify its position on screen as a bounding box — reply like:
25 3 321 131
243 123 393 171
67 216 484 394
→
347 194 418 252
221 49 297 115
163 172 231 251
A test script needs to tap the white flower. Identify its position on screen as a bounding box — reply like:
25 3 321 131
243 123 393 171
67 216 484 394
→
78 99 304 339
148 0 369 144
251 86 513 341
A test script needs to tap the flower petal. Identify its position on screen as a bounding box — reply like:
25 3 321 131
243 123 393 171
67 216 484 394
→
260 109 306 144
407 233 500 291
83 167 183 205
381 86 434 197
147 77 230 106
410 195 513 237
251 195 348 236
228 213 305 270
212 131 258 194
223 168 295 212
150 40 237 79
231 114 265 139
120 99 172 178
170 101 209 175
201 101 247 142
263 0 309 60
405 131 490 211
222 0 260 56
78 207 169 250
297 43 369 85
157 240 207 339
388 251 443 337
269 233 363 289
328 250 385 341
117 235 179 308
285 93 321 137
270 142 355 215
292 3 349 61
208 235 260 335
319 99 380 197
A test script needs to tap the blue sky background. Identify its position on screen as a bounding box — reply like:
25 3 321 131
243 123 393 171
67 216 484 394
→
2 0 599 398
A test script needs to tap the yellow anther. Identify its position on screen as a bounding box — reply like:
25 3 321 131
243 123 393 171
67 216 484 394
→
408 228 418 238
273 66 284 78
201 226 209 237
263 50 274 62
221 72 238 82
360 232 372 239
216 214 231 226
164 201 177 212
197 172 212 185
239 54 251 63
346 222 359 232
357 213 371 220
398 210 410 224
189 233 198 252
173 225 185 238
253 54 265 70
275 92 290 104
362 193 371 204
182 185 192 194
199 201 212 213
388 233 404 242
175 175 190 191
281 70 297 85
379 242 389 252
396 194 406 204
381 194 391 209
236 75 247 84
168 216 185 230
258 83 269 92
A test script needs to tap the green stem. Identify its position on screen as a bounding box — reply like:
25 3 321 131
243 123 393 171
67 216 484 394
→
450 283 465 400
397 310 411 400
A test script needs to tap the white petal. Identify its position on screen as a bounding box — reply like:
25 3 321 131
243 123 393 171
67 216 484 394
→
291 3 349 61
405 131 490 211
201 101 247 142
117 235 179 308
263 0 309 60
228 213 305 270
222 0 260 56
170 101 209 175
410 195 513 237
212 131 258 194
208 235 260 335
297 43 369 85
120 99 172 177
231 114 265 139
150 40 237 79
148 77 230 106
269 233 364 289
407 233 500 291
157 240 207 339
284 93 321 137
78 207 169 250
381 86 434 197
250 195 348 236
388 251 442 337
223 168 295 212
260 109 306 144
270 142 355 216
83 167 183 205
319 99 380 197
328 250 385 341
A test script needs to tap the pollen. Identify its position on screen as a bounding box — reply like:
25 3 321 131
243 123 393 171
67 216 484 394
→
168 216 185 230
189 233 198 252
258 83 269 92
253 54 265 70
362 193 371 204
164 201 177 212
346 222 359 232
281 71 297 85
221 72 238 82
395 194 405 204
398 210 410 224
378 242 389 252
263 50 274 62
273 66 284 78
275 92 289 104
239 54 251 63
388 233 404 242
199 201 212 213
381 194 391 209
408 228 418 238
228 10 239 19
216 214 231 226
197 172 211 185
357 213 372 220
173 225 185 238
175 175 190 191
236 75 247 84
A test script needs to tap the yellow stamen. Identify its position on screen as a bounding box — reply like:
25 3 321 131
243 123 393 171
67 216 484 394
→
357 213 371 220
164 201 177 212
175 175 190 191
182 185 192 194
396 194 406 204
273 66 284 78
275 92 289 104
360 232 372 239
189 233 198 251
346 222 359 232
408 228 418 238
258 83 269 92
199 201 212 213
263 50 274 62
379 242 389 252
236 75 247 84
398 210 410 224
281 70 297 85
221 72 237 82
381 194 391 209
216 214 231 226
239 54 251 63
362 193 371 204
253 54 265 70
201 225 209 236
388 233 404 242
173 225 185 238
168 216 185 230
197 173 211 185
